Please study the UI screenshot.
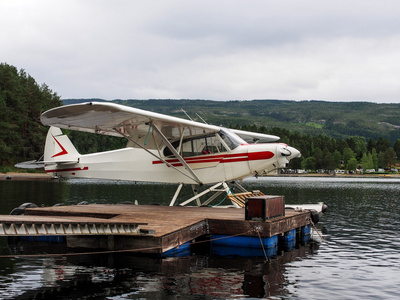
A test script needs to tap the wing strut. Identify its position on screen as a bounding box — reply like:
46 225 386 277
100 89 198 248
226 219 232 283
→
151 123 203 185
112 127 201 184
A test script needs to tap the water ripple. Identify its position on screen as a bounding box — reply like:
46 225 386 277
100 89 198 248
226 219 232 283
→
1 177 399 299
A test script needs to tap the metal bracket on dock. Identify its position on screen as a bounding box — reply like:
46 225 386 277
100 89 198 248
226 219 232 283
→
0 222 155 237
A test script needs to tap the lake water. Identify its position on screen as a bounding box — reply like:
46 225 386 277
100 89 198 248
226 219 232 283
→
0 176 399 299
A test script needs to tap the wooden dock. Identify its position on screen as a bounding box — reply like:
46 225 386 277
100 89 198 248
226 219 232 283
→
0 202 312 254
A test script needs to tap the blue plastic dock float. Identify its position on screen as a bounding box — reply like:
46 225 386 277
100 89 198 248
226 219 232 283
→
210 234 278 249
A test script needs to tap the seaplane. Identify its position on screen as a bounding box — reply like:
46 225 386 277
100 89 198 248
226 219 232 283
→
37 101 305 207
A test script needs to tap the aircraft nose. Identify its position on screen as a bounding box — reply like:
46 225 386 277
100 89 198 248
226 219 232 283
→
279 145 301 159
287 146 301 159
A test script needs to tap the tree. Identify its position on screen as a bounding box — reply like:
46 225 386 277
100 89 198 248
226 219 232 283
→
367 138 377 153
361 153 374 170
333 150 342 169
302 156 316 171
346 136 367 160
313 147 324 170
372 149 378 170
335 139 349 155
342 148 355 167
378 152 385 169
394 139 400 159
0 63 62 165
346 157 358 171
383 147 397 169
288 156 302 170
322 148 336 171
376 137 391 154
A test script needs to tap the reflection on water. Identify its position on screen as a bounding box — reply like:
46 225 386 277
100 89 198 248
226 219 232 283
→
0 176 399 299
0 245 320 299
244 177 400 300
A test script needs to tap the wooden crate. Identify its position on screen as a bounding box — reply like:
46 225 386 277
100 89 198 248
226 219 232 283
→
245 196 285 221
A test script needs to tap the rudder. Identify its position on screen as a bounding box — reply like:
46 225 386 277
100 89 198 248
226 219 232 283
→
44 127 80 163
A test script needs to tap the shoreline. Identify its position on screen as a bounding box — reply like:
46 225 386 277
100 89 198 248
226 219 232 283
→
277 173 400 178
0 172 53 181
1 172 399 181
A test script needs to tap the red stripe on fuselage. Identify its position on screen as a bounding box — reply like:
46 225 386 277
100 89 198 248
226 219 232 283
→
152 154 226 165
152 151 274 167
248 151 275 160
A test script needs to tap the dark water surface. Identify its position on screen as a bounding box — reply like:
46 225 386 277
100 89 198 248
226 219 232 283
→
0 176 399 299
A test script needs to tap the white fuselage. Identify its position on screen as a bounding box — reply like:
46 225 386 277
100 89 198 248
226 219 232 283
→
45 143 298 184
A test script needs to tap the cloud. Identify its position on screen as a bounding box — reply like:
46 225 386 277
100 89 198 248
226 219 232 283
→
1 0 400 103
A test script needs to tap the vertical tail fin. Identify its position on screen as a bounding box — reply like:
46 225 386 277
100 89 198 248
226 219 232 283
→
44 127 80 163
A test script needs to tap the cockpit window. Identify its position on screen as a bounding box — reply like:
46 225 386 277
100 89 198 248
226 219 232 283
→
163 129 246 157
163 129 243 157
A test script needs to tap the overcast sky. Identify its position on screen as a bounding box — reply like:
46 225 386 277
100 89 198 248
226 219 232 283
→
1 0 400 103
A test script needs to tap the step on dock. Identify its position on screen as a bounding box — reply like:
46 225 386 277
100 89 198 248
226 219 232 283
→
0 196 316 255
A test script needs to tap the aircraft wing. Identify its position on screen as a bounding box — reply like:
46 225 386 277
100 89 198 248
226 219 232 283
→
230 128 280 143
41 102 221 149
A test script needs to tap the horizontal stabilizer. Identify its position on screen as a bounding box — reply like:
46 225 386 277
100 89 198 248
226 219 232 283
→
14 160 45 169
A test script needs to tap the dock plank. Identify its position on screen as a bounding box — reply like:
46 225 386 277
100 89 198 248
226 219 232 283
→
11 204 313 253
23 204 309 236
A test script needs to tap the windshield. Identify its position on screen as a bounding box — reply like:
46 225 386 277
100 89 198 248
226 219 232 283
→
218 128 246 150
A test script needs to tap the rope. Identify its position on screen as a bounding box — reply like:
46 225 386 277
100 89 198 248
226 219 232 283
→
212 195 227 207
212 186 231 207
308 217 324 242
0 246 162 259
256 230 270 263
0 230 254 259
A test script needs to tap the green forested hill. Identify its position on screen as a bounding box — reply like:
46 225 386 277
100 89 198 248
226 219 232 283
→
0 63 62 165
1 62 398 171
64 99 400 143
